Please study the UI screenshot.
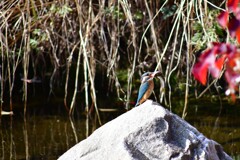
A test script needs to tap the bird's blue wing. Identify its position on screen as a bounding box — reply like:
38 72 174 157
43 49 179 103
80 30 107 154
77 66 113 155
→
136 82 149 105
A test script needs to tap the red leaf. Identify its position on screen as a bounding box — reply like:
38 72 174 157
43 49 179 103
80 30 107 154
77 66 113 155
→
210 43 236 55
227 52 240 72
215 55 227 70
192 62 208 85
228 17 240 38
192 43 239 90
192 49 217 85
225 70 240 93
213 42 226 53
209 55 227 78
224 52 240 101
236 27 240 43
218 11 229 28
235 8 240 19
227 0 239 12
226 43 238 55
199 48 216 62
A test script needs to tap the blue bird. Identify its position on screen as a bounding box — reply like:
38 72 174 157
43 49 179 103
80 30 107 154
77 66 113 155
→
135 71 164 107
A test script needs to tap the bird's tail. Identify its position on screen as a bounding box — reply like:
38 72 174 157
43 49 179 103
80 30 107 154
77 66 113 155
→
135 103 139 107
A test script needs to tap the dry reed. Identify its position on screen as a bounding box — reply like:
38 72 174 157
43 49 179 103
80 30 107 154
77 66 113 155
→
0 0 224 119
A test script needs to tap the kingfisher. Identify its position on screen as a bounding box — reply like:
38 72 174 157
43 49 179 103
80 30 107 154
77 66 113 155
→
135 71 165 107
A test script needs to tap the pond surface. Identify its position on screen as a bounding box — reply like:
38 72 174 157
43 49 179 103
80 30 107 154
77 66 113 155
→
0 98 240 159
185 100 240 160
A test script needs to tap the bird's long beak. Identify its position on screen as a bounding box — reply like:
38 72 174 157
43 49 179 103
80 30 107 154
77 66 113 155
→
151 71 161 77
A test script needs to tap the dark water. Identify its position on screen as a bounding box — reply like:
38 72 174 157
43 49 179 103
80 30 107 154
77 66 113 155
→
185 100 240 160
0 99 240 160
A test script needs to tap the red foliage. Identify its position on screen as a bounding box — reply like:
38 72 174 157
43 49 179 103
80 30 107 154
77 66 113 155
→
192 43 233 85
192 0 240 100
228 17 240 43
216 0 240 43
217 11 229 28
192 42 240 99
225 52 240 97
227 0 239 12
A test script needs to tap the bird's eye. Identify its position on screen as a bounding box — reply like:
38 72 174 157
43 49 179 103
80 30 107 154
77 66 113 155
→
141 76 149 83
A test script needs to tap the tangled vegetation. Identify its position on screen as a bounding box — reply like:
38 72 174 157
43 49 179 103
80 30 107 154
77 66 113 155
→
0 0 227 121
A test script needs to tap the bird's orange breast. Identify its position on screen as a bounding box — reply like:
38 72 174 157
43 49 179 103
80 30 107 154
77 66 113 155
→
138 80 154 105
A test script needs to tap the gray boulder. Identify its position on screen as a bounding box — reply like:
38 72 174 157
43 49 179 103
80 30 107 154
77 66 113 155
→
58 100 232 160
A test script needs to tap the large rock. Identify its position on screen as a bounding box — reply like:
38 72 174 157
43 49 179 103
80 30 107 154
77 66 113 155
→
58 100 232 160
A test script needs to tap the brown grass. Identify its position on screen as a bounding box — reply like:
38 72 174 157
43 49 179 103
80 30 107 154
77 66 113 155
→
0 0 224 119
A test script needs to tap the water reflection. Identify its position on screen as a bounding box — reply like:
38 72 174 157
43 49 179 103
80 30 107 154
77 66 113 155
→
185 100 240 158
0 108 99 159
0 99 239 159
23 117 29 160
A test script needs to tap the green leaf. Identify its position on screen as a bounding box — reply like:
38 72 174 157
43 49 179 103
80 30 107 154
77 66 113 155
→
191 32 203 43
58 5 72 17
30 39 39 48
161 5 177 20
